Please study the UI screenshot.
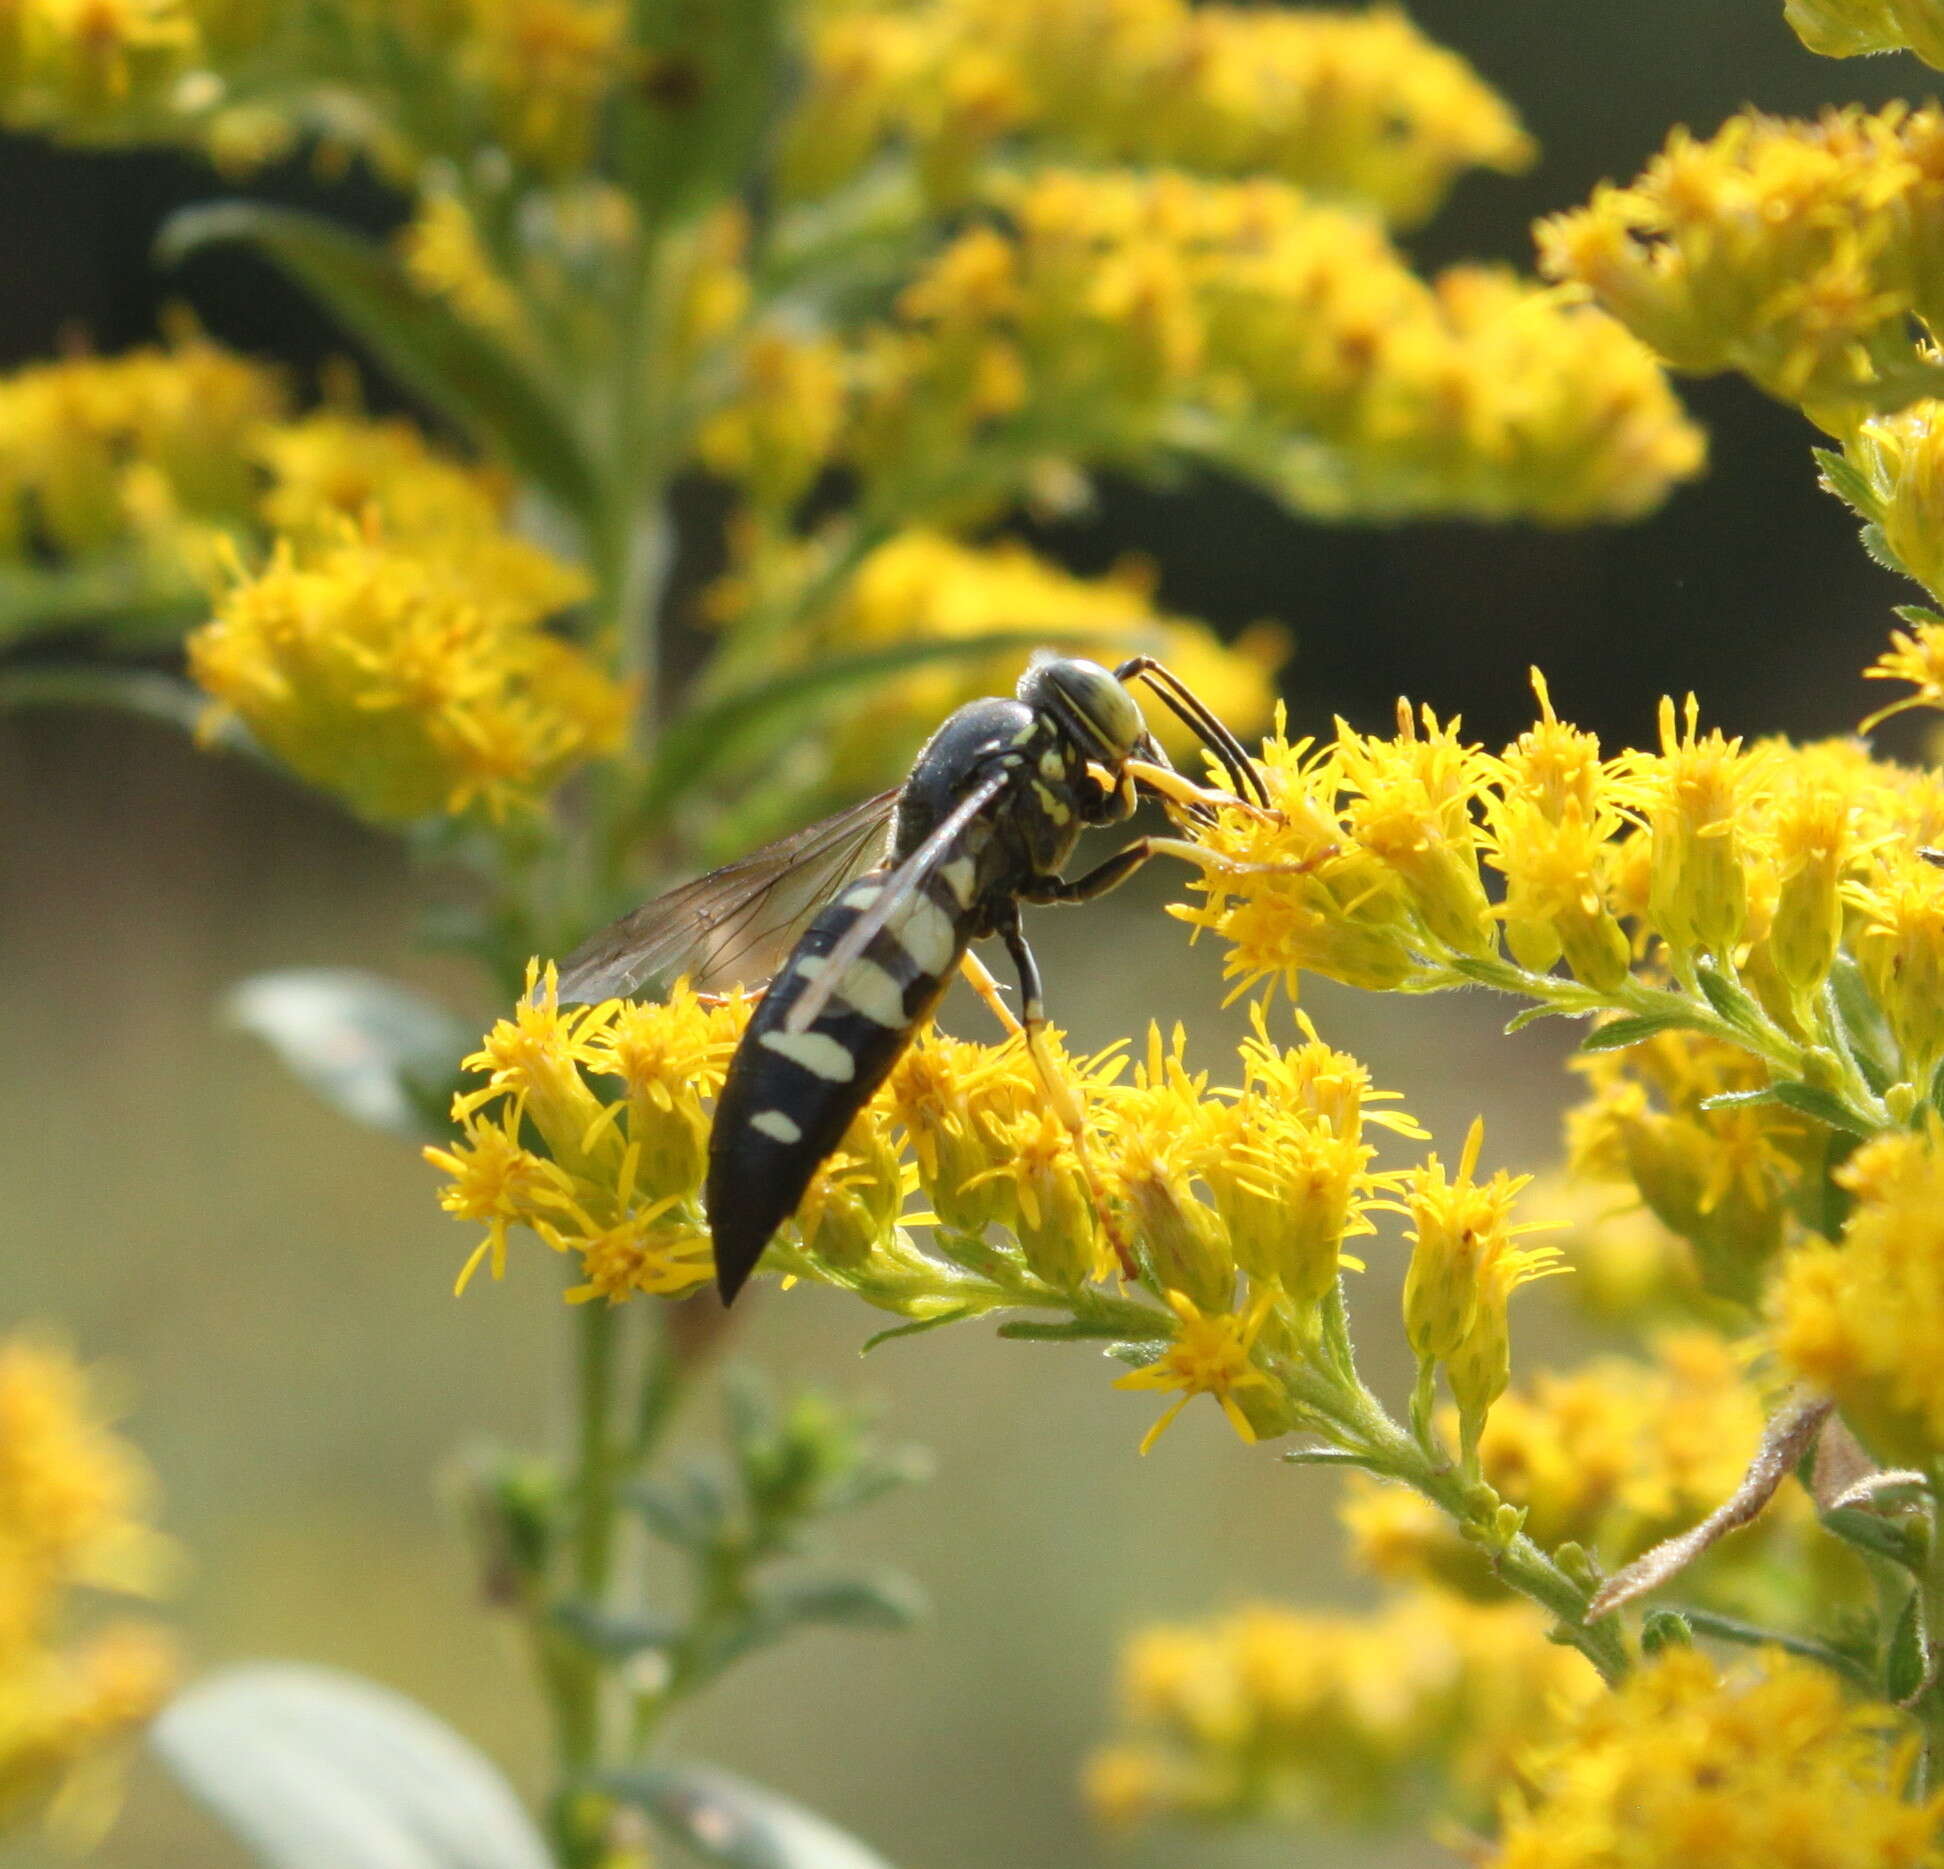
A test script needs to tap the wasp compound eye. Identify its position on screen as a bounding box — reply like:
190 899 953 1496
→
1019 656 1144 761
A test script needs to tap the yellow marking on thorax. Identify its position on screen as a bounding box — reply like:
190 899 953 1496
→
940 856 977 907
1032 780 1072 825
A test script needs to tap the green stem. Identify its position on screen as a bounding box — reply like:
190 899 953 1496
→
1917 1478 1944 1785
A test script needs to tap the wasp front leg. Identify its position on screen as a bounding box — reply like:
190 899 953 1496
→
993 905 1138 1282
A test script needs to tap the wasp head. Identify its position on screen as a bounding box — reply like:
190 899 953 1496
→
1018 655 1155 767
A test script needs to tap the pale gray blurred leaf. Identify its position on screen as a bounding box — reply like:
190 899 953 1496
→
604 1761 898 1869
152 1663 551 1869
223 968 470 1139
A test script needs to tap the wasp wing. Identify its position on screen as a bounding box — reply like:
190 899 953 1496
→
554 789 901 1004
783 769 1009 1034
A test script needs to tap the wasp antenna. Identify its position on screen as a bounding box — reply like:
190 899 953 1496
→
1115 656 1269 808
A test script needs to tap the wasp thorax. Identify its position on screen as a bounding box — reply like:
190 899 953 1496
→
1018 656 1145 762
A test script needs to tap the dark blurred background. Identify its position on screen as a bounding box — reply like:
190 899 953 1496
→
0 8 1932 1869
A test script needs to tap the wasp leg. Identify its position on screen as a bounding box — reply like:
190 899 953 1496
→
1019 835 1331 915
994 907 1138 1282
958 947 1025 1039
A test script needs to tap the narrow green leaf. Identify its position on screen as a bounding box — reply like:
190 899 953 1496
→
1579 1011 1695 1052
224 970 472 1142
0 557 205 650
860 1307 973 1354
603 1761 900 1869
816 1446 934 1514
1827 959 1896 1095
0 664 224 739
1893 604 1944 628
1504 1002 1571 1035
628 1468 729 1550
158 204 598 522
995 1317 1137 1343
1698 1087 1782 1113
1821 1504 1926 1571
153 1664 551 1869
1280 1446 1374 1468
1887 1592 1927 1703
552 1601 680 1659
1672 1607 1877 1690
751 1570 927 1634
1106 1339 1169 1369
1769 1080 1875 1138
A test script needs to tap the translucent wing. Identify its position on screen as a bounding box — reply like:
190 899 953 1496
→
784 769 1008 1034
555 789 901 1004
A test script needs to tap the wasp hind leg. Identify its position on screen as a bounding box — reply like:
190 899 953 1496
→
994 907 1138 1283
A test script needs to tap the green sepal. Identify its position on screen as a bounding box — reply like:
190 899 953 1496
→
601 1760 900 1869
1886 1591 1928 1703
552 1600 681 1659
1827 957 1897 1095
1858 520 1909 580
1812 447 1879 521
1105 1339 1169 1369
1579 1010 1696 1052
1820 1504 1927 1572
1694 960 1762 1035
158 204 599 524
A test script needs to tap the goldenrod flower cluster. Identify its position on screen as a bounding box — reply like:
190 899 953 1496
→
1540 104 1944 418
431 971 1553 1456
782 0 1533 228
1772 1123 1944 1467
0 1334 176 1839
0 328 283 585
1084 1590 1595 1833
1342 1332 1851 1620
1495 1646 1943 1869
704 169 1704 529
709 528 1285 791
1785 0 1944 69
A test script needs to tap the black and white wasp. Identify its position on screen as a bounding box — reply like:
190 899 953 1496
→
556 654 1274 1306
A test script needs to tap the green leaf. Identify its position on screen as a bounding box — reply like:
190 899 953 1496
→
1280 1446 1374 1468
603 1760 900 1869
816 1445 934 1514
1894 604 1944 629
1769 1080 1875 1138
1579 1011 1695 1052
1887 1591 1927 1703
1827 958 1897 1096
552 1600 680 1659
224 969 472 1142
1504 1002 1571 1035
860 1307 973 1354
0 557 205 651
995 1317 1139 1343
751 1570 928 1635
619 0 790 225
1821 1504 1927 1571
1106 1339 1169 1369
158 204 598 523
153 1663 550 1869
1699 1087 1781 1112
1813 446 1879 520
723 1366 779 1459
629 1467 730 1550
1671 1608 1877 1690
0 663 240 743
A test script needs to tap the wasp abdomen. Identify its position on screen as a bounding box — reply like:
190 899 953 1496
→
706 864 972 1302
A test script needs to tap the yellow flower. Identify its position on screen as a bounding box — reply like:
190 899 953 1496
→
1091 1589 1595 1832
1399 1118 1545 1368
738 527 1283 790
699 329 851 514
0 0 197 130
399 194 529 343
459 0 626 174
1113 1288 1275 1454
187 522 621 824
1845 847 1944 1089
1864 609 1944 729
1496 1646 1942 1869
1771 1122 1944 1465
783 0 1531 228
1539 105 1944 417
886 1028 1039 1235
0 1334 177 1840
